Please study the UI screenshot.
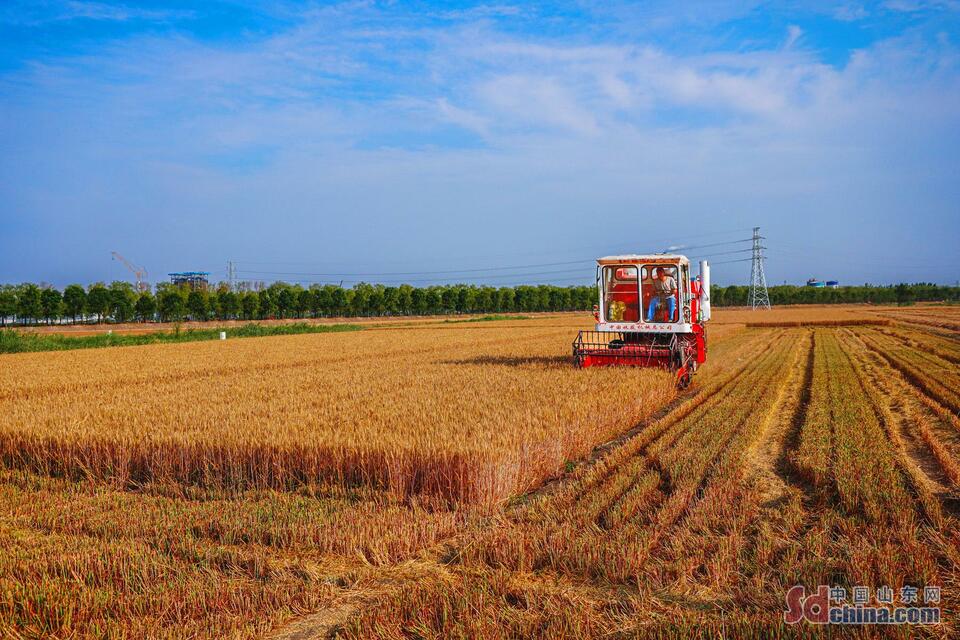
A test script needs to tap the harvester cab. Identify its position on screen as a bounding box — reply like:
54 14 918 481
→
572 255 710 388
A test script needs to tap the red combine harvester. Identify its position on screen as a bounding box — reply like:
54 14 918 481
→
572 255 711 388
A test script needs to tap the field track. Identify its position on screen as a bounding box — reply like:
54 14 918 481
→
1 306 958 638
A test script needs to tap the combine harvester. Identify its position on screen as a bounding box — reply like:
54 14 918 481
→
572 255 710 388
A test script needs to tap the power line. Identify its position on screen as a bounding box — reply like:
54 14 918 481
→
229 229 755 276
689 247 757 259
235 259 595 278
235 243 756 281
237 267 593 286
264 277 594 287
223 229 762 287
667 238 752 252
230 228 756 269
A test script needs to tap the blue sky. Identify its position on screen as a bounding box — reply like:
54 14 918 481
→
1 1 958 288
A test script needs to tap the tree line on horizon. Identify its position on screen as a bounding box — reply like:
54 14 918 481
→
0 281 596 325
0 280 955 325
712 282 958 307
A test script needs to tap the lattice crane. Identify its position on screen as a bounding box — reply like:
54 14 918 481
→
110 251 149 293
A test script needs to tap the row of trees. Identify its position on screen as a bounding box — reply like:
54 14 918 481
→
0 281 597 325
711 283 959 307
1 280 956 326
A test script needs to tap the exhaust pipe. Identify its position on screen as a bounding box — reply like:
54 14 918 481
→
699 260 711 321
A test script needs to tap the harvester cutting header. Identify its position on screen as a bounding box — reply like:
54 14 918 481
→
572 255 711 388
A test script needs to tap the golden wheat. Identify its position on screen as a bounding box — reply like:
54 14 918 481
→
0 317 678 506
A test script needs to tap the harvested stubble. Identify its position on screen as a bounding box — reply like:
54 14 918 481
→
855 326 960 415
709 304 877 325
865 304 960 333
456 328 800 585
745 319 890 328
0 319 677 506
339 323 960 638
0 470 466 640
873 325 960 365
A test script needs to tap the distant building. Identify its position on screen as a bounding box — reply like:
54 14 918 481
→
806 278 825 288
169 272 210 289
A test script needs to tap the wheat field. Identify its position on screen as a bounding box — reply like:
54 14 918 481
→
1 306 958 638
0 318 690 506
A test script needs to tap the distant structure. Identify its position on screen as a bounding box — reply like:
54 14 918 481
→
748 227 771 310
226 260 264 291
111 251 149 293
169 272 210 289
806 279 825 288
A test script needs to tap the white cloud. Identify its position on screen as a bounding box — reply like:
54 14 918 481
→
833 3 870 21
0 0 193 25
884 0 960 12
62 1 186 22
440 4 525 20
475 74 601 135
784 24 804 49
435 98 490 136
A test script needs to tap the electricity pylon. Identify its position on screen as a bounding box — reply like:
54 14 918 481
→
749 227 771 310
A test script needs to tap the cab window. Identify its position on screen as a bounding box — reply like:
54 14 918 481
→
603 265 639 322
641 265 679 323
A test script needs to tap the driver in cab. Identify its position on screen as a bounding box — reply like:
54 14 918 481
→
646 267 677 322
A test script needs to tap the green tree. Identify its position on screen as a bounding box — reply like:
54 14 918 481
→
549 287 570 311
351 283 373 316
16 283 42 324
187 289 210 320
895 283 912 306
109 282 137 323
513 286 533 312
0 286 16 326
311 286 331 317
410 287 426 315
477 286 495 312
367 285 386 316
158 288 185 322
456 286 476 313
135 291 157 321
86 284 111 323
710 285 726 307
273 285 295 318
216 288 239 320
295 288 312 318
307 286 324 318
257 289 276 319
240 291 259 320
330 286 348 316
425 287 443 314
441 286 458 313
63 284 87 323
397 284 414 315
497 287 514 313
382 286 399 315
40 287 63 324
